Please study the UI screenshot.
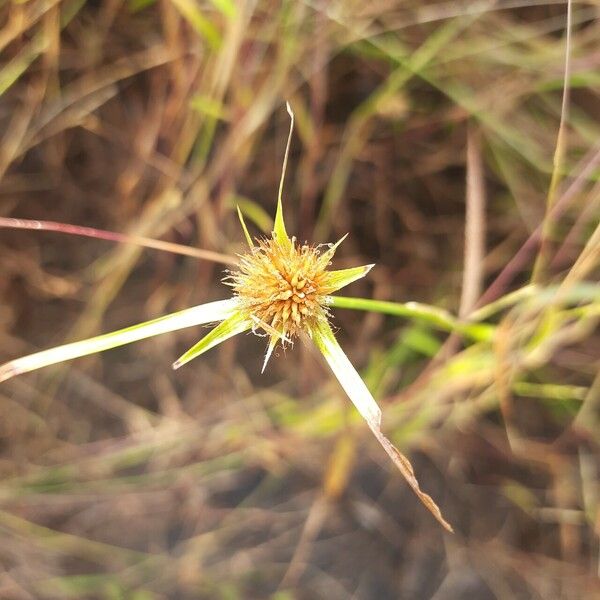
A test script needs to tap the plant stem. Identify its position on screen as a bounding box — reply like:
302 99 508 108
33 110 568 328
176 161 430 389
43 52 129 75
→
329 296 494 342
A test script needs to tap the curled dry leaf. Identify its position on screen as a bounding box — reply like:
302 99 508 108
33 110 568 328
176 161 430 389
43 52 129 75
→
369 423 453 532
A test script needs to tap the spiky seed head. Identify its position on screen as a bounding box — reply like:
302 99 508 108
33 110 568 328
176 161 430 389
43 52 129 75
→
227 235 341 344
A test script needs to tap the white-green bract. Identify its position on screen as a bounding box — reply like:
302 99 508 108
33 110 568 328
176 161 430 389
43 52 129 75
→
0 104 452 532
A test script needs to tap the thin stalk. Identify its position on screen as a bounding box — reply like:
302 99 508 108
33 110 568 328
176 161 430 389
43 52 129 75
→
0 217 237 265
329 296 494 342
532 0 573 282
460 124 486 317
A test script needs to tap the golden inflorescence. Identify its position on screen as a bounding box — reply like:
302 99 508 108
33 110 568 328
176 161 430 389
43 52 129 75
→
228 235 340 343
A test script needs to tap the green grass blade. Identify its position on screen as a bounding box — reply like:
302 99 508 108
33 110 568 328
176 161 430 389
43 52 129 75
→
0 299 238 383
322 264 374 294
312 320 453 532
169 0 221 49
273 102 294 249
172 311 251 369
236 205 254 248
312 319 382 428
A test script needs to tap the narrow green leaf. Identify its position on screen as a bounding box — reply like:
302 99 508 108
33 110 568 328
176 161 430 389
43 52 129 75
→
128 0 156 13
236 205 254 248
312 320 453 533
173 311 251 369
513 381 588 402
209 0 236 18
402 326 441 357
321 233 349 262
321 264 374 294
169 0 221 49
313 233 351 271
273 102 294 250
0 36 47 97
190 95 228 120
311 320 382 428
468 285 538 322
0 300 238 383
61 0 88 26
230 196 273 233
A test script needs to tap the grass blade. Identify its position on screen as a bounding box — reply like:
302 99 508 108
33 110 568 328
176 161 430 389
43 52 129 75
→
322 264 374 294
173 311 251 369
0 299 238 383
312 320 453 532
273 102 294 249
236 205 254 248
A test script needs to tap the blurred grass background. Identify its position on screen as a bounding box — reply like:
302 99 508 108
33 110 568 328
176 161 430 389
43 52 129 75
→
1 0 599 598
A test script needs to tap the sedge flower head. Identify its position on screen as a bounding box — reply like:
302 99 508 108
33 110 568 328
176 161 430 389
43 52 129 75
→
231 236 333 338
228 234 360 359
0 103 452 532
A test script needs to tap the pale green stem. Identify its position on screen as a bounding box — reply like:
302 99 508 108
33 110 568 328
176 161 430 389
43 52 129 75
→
329 296 494 342
470 282 600 323
469 285 538 322
531 0 573 282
